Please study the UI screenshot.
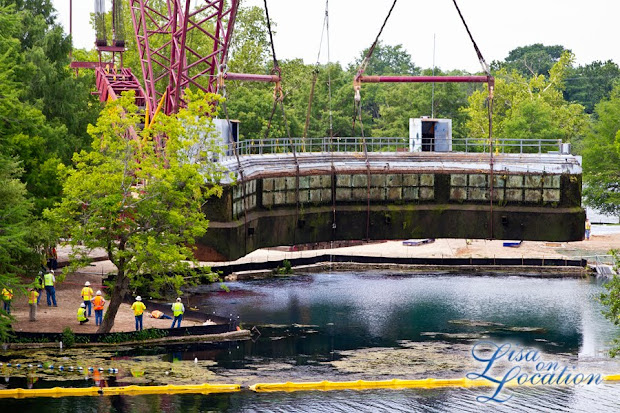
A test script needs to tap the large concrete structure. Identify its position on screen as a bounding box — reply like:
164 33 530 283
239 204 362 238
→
197 149 584 261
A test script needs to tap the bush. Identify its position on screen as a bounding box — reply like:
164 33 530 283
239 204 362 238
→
62 327 76 347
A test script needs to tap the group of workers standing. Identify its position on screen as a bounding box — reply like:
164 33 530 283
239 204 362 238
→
130 296 185 331
76 281 105 326
76 288 185 331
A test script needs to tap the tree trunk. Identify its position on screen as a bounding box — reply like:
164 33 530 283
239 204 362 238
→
97 271 129 334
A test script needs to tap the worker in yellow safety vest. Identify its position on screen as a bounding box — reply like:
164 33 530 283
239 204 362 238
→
92 291 106 326
585 218 592 240
131 296 146 331
81 281 94 317
171 297 185 328
2 287 14 314
43 270 57 307
77 302 89 324
28 287 39 321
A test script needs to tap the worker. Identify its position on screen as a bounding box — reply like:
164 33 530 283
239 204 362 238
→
92 291 106 326
1 288 13 314
585 218 592 240
171 297 185 328
28 287 39 321
81 281 94 317
34 272 43 305
77 303 89 325
149 310 173 320
43 270 57 307
131 296 146 331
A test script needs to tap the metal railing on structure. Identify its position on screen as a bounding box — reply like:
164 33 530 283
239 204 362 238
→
217 137 566 161
452 138 565 154
581 254 617 278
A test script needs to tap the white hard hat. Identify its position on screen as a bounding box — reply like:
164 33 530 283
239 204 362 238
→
85 281 91 286
50 270 55 274
96 291 102 296
176 297 182 302
136 296 142 301
80 303 86 307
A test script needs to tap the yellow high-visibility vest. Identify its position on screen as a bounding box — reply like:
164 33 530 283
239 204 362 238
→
28 290 39 304
77 307 87 322
44 273 54 286
172 302 184 317
81 287 94 301
131 301 146 316
2 288 13 301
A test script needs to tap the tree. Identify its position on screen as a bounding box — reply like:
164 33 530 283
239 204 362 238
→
493 44 568 78
0 155 34 340
564 60 620 113
46 90 226 333
351 41 420 76
581 83 620 216
463 51 587 151
600 250 620 357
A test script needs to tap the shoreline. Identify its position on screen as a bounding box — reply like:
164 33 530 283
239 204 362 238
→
8 232 618 336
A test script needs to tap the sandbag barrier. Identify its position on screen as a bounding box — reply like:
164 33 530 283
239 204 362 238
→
0 375 618 398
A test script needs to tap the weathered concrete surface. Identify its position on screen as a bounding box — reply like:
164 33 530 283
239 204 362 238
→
198 152 584 261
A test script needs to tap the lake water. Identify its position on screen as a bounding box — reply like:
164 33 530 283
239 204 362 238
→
2 271 620 412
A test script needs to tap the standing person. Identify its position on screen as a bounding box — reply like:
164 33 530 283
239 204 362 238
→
28 287 39 321
81 281 94 317
171 297 185 328
77 303 89 325
50 246 58 270
131 296 146 331
43 270 57 307
1 288 13 314
585 218 592 240
34 271 43 305
92 291 106 326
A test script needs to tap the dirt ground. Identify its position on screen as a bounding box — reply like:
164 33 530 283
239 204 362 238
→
9 228 620 334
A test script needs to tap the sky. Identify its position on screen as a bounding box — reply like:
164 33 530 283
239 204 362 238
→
52 0 620 73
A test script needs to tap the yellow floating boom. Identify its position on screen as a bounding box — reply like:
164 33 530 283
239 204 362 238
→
0 375 618 398
250 374 620 392
0 383 240 399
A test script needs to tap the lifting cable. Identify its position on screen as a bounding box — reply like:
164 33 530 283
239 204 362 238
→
451 0 495 239
305 0 337 242
215 0 247 253
351 0 398 242
263 0 302 247
304 0 332 141
218 71 250 255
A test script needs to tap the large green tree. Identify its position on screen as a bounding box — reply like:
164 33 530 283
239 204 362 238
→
464 51 587 152
581 83 620 216
600 251 620 357
47 91 225 333
0 2 100 213
0 155 34 340
493 43 568 78
564 60 620 113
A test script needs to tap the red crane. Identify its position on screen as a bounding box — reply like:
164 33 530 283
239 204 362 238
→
73 0 279 120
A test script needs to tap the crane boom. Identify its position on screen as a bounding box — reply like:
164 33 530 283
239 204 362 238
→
129 0 240 115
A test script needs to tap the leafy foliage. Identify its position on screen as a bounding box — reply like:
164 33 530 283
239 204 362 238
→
600 250 620 357
582 83 620 216
493 44 568 78
47 90 226 333
463 51 587 151
564 60 620 114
